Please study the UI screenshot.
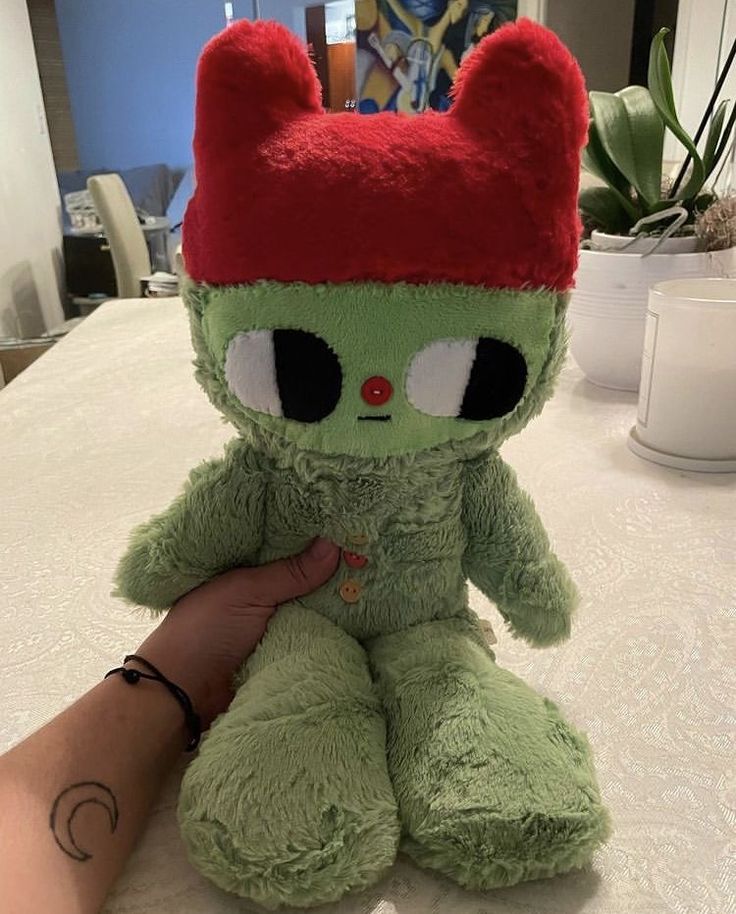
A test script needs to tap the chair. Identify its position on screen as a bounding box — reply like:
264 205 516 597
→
87 174 151 298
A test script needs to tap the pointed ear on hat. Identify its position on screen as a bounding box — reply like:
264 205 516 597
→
193 19 323 158
451 19 588 181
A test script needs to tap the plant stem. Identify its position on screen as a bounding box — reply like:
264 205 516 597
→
713 104 736 167
671 36 736 196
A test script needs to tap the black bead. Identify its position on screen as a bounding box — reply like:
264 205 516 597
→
122 668 140 684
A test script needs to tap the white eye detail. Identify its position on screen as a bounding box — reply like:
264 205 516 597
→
225 330 282 417
407 337 528 420
406 339 477 417
224 329 342 423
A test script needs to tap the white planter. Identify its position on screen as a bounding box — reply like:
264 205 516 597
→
590 230 699 255
568 244 736 391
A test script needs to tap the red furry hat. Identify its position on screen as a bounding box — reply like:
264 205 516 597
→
183 18 587 291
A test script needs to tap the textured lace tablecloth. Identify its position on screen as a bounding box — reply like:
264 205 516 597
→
1 299 734 914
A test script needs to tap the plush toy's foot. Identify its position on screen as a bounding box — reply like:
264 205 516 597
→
369 616 609 890
179 604 400 909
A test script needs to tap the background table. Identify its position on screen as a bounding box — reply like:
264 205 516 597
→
1 299 733 914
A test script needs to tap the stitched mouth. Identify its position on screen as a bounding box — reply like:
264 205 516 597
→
358 415 392 422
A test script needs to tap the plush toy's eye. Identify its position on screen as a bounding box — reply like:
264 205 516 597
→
225 329 342 423
406 338 527 420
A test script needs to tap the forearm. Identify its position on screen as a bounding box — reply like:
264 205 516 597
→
0 538 339 914
0 672 185 914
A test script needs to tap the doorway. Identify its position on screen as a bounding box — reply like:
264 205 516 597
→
305 1 358 111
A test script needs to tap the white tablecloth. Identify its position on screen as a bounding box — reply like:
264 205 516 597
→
1 298 733 914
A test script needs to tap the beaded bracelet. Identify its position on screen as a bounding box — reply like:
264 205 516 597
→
105 654 201 751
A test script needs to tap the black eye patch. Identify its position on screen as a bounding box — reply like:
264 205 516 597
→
225 328 342 423
406 336 527 421
272 329 342 423
459 338 528 420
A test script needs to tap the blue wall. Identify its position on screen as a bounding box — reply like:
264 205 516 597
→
55 0 309 170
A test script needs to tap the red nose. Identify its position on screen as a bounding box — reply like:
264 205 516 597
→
361 375 393 406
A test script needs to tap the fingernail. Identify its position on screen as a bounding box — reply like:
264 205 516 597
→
309 537 336 560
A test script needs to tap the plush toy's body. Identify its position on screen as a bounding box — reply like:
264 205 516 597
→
117 17 608 909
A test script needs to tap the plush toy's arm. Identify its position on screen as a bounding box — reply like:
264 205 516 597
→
115 439 266 611
461 452 578 647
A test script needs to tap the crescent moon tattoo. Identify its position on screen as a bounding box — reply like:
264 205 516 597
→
49 781 119 862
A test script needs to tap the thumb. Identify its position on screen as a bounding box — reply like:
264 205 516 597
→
242 538 340 606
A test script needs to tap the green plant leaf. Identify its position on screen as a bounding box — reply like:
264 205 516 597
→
617 87 665 203
582 120 639 220
648 28 705 201
589 87 664 208
711 104 736 177
703 99 729 177
649 198 683 214
579 185 632 234
582 121 624 188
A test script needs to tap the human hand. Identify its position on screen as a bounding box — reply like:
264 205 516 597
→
133 538 340 727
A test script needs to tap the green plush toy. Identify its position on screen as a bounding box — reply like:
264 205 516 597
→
116 16 608 909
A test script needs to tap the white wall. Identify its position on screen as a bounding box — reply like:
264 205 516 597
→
0 0 64 338
517 0 547 21
258 0 309 39
669 0 736 190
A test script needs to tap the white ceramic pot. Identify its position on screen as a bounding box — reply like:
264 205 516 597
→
629 277 736 473
568 244 736 391
590 230 699 254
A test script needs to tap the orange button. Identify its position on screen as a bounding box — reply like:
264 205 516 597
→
339 579 362 604
343 550 368 569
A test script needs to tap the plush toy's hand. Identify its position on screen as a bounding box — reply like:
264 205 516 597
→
495 553 578 647
115 441 266 611
135 537 340 727
115 537 204 612
462 453 578 648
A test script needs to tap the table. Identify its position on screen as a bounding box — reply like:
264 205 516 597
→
1 299 733 914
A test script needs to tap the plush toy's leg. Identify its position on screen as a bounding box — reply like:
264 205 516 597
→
179 604 400 909
368 616 609 890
